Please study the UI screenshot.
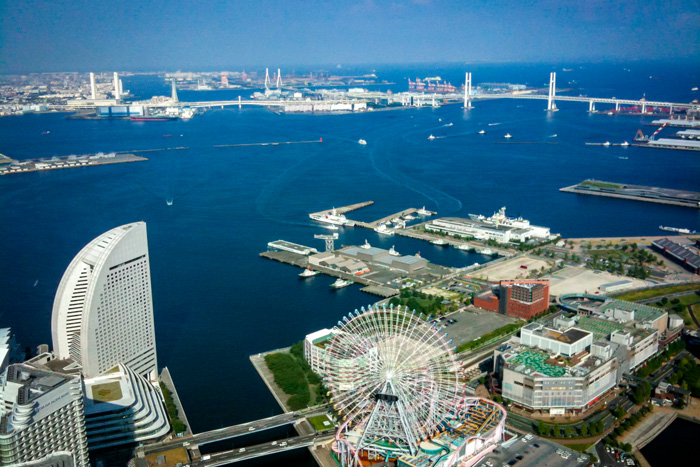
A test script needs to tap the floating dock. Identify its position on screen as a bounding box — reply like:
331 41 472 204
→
0 152 147 176
633 137 700 152
561 180 700 209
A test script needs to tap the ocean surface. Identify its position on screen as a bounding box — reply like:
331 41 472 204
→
1 61 699 465
641 417 699 466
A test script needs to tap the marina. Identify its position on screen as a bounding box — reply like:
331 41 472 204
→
561 180 700 209
0 152 146 175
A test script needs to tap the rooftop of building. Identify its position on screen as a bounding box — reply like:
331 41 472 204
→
598 298 666 323
522 323 591 345
575 315 655 342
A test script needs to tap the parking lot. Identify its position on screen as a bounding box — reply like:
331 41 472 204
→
436 307 517 347
469 255 555 282
545 266 650 296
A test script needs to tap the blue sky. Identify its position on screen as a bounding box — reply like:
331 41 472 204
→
0 0 698 72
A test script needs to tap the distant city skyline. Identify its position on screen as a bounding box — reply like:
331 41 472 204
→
1 0 698 73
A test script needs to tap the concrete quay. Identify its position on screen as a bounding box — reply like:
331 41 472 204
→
561 182 700 209
159 366 194 438
309 200 374 218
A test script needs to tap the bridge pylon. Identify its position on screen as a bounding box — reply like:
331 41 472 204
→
264 68 270 90
547 72 557 111
464 72 473 109
276 68 282 88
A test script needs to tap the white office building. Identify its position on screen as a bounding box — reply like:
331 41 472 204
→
51 222 158 381
304 329 336 375
0 361 89 467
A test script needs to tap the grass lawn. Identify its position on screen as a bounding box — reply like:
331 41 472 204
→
567 442 595 452
91 381 122 403
580 180 622 189
616 284 700 302
308 414 334 432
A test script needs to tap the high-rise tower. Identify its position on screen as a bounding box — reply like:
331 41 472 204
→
51 222 157 381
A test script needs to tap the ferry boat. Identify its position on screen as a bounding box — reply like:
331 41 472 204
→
659 226 696 234
389 245 400 256
330 278 353 289
309 208 354 226
374 223 394 236
299 268 320 278
478 130 486 134
431 238 448 246
358 139 367 145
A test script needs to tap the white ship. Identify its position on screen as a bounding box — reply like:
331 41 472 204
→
478 130 486 134
374 223 394 236
309 208 354 226
603 141 611 146
455 243 471 250
299 268 320 278
358 139 367 145
166 198 173 206
321 224 339 230
428 134 436 140
431 238 448 246
504 133 512 139
621 141 630 146
403 214 415 220
180 108 195 119
479 248 494 255
330 278 353 289
416 206 432 216
361 239 371 249
659 225 696 234
389 245 400 256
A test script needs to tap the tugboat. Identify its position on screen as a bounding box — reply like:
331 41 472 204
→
431 238 448 246
299 268 320 278
330 278 353 289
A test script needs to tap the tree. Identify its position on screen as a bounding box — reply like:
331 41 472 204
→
564 426 572 438
634 382 652 404
537 421 547 436
553 424 561 437
580 423 589 437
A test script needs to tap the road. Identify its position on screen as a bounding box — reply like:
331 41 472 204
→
142 406 331 455
196 432 335 466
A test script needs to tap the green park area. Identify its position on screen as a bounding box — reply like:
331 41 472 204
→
264 341 328 411
456 322 523 353
308 414 334 432
616 283 700 302
159 382 187 434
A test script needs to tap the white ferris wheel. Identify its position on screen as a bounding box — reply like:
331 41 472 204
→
324 304 461 462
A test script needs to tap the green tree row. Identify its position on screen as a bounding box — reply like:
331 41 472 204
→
265 352 311 410
159 382 187 434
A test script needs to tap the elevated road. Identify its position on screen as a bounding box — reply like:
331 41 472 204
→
196 432 335 466
141 405 331 455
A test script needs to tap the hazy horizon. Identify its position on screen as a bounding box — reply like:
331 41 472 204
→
1 0 698 74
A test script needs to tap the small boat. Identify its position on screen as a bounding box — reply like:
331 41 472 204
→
621 141 630 146
619 157 629 160
549 134 557 138
431 238 448 246
361 239 371 249
445 123 453 127
166 198 173 206
330 278 353 289
299 268 320 278
455 244 471 251
41 131 50 135
428 135 436 140
374 223 394 236
607 111 614 115
692 87 699 91
321 224 339 230
358 139 367 145
389 246 400 256
416 206 432 216
603 141 611 146
488 123 501 126
504 133 512 139
403 214 415 220
478 130 486 134
479 248 494 255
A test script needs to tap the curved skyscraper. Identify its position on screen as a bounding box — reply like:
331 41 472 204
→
52 222 157 381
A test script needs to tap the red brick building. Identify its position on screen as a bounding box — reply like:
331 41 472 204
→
474 280 550 320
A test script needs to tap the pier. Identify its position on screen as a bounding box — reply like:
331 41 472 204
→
309 200 374 218
0 152 146 176
560 180 700 209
